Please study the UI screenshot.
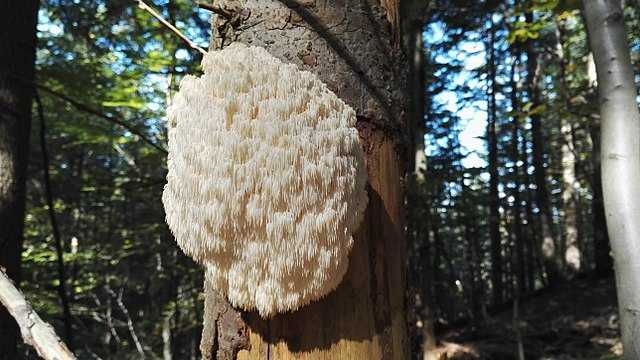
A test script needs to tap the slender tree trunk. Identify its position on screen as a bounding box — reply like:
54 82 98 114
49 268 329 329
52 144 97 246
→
560 123 580 272
583 1 640 358
590 117 612 274
35 93 74 348
584 52 613 276
509 54 526 295
402 9 437 359
521 120 538 292
487 20 502 305
201 1 409 359
526 12 561 285
0 1 39 358
555 20 581 275
465 209 484 322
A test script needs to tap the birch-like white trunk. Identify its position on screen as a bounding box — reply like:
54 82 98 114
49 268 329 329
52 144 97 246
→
583 1 640 358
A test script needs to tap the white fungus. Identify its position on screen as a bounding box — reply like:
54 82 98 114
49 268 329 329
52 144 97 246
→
162 43 368 317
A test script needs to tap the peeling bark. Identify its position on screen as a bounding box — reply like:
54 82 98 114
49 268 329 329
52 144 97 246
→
201 279 250 360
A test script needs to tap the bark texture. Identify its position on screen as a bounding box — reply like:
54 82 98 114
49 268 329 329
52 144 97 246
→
202 1 408 359
0 1 39 358
201 285 250 360
583 1 640 358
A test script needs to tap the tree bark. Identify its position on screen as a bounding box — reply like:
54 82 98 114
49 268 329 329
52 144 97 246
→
202 1 409 359
583 1 640 358
0 1 39 358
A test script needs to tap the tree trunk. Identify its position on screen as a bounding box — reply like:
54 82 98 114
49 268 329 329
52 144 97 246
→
202 1 409 359
583 1 640 358
487 20 502 305
526 12 560 285
584 52 613 276
35 93 74 348
521 119 539 292
509 53 526 295
555 20 581 275
0 1 39 358
402 7 437 359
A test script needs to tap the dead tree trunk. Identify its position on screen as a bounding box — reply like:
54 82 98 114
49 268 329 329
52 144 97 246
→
201 1 409 359
583 1 640 358
0 1 39 358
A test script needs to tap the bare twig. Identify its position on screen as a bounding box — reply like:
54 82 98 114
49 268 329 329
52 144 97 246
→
104 284 146 358
0 270 76 360
136 0 206 55
197 2 233 18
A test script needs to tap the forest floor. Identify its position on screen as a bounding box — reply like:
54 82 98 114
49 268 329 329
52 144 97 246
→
433 276 622 360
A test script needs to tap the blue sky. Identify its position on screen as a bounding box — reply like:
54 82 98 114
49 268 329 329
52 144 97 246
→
38 4 490 172
425 23 490 170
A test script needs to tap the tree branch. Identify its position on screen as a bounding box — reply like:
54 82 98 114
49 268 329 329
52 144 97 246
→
36 84 168 155
197 2 234 19
0 269 76 360
136 0 207 55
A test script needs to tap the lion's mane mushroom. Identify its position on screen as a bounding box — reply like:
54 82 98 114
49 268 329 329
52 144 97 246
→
162 43 368 317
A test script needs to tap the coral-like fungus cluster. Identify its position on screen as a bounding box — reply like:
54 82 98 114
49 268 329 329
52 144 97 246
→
163 43 367 317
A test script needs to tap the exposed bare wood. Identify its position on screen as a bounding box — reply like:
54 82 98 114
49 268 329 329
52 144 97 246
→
0 269 76 360
380 0 401 45
201 1 409 358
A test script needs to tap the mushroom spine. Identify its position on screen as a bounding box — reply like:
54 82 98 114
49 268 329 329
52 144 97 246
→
162 43 368 317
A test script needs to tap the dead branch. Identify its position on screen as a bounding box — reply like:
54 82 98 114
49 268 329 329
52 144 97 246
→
197 2 234 19
0 270 76 360
136 0 207 55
